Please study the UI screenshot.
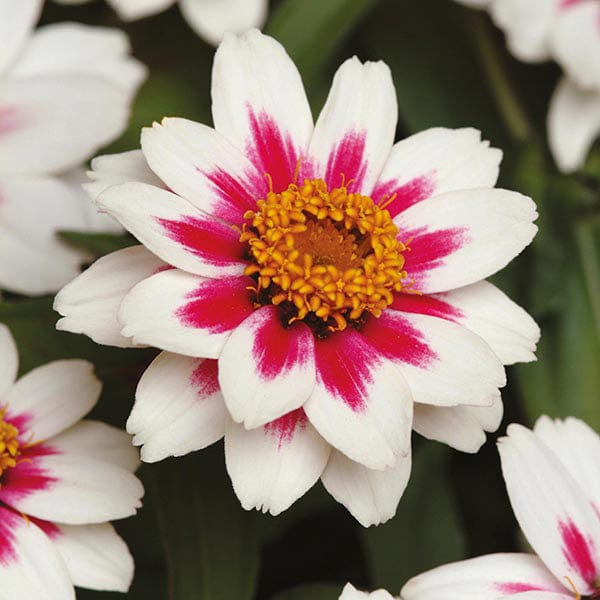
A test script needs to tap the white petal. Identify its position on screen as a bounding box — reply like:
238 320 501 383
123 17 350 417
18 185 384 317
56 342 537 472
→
52 523 134 592
309 57 397 195
499 424 600 594
0 0 41 77
211 30 313 191
0 323 18 398
225 410 331 515
339 583 397 600
551 1 600 90
129 353 229 462
533 416 600 515
107 0 175 20
119 270 254 358
412 395 503 453
218 305 316 429
304 329 413 470
548 77 600 174
401 553 566 599
372 128 502 218
179 0 267 45
0 75 131 175
51 420 140 473
4 360 101 440
0 506 74 600
0 176 87 295
490 0 557 63
55 245 166 348
363 310 506 408
395 188 537 293
96 181 246 277
140 117 260 223
11 23 146 98
322 449 412 527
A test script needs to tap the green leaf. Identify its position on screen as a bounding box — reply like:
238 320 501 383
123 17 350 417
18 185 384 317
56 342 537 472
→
152 444 262 600
361 443 465 591
271 583 341 600
59 231 136 258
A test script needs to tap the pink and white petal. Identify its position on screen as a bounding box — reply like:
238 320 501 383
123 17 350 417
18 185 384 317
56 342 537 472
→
0 0 41 77
304 329 413 470
119 270 254 358
533 416 600 513
2 454 143 525
372 128 502 218
0 75 131 175
129 353 229 462
490 0 558 63
107 0 175 20
413 394 503 453
97 182 246 277
361 311 506 408
51 420 140 473
392 281 540 365
309 57 397 195
179 0 268 46
219 305 316 429
551 1 600 90
55 245 166 348
211 30 313 192
11 23 146 98
499 424 600 593
85 150 164 201
0 176 88 295
141 117 260 222
321 448 411 527
0 506 75 600
225 409 331 515
401 553 566 600
3 359 101 441
51 523 134 593
339 583 397 600
0 323 18 398
548 77 600 174
395 188 537 293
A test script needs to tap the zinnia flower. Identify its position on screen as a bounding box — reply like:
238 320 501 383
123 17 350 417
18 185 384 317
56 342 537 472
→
402 416 600 598
0 0 145 295
53 0 268 46
456 0 600 173
55 30 539 526
0 324 144 597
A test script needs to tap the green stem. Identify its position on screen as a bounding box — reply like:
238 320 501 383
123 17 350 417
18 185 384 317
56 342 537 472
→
469 13 532 143
575 218 600 340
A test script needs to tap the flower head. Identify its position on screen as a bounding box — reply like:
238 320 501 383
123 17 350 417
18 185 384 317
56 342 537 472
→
0 324 144 597
55 30 539 526
402 416 600 599
0 0 145 295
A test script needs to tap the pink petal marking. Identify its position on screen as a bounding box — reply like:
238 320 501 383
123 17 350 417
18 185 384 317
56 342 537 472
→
559 518 598 585
252 306 313 381
189 359 220 398
360 312 437 368
0 106 22 136
264 408 308 449
558 0 585 9
176 276 255 332
390 292 464 322
315 330 379 413
0 506 20 565
157 215 244 268
372 172 437 219
0 443 58 505
402 226 469 289
247 108 301 194
495 582 546 594
204 167 258 223
28 516 60 540
324 130 367 192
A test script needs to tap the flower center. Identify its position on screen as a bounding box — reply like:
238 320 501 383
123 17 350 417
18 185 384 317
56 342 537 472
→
241 178 407 334
0 409 20 478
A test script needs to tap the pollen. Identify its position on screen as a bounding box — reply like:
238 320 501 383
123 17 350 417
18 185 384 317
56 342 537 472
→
0 408 20 477
240 178 408 332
